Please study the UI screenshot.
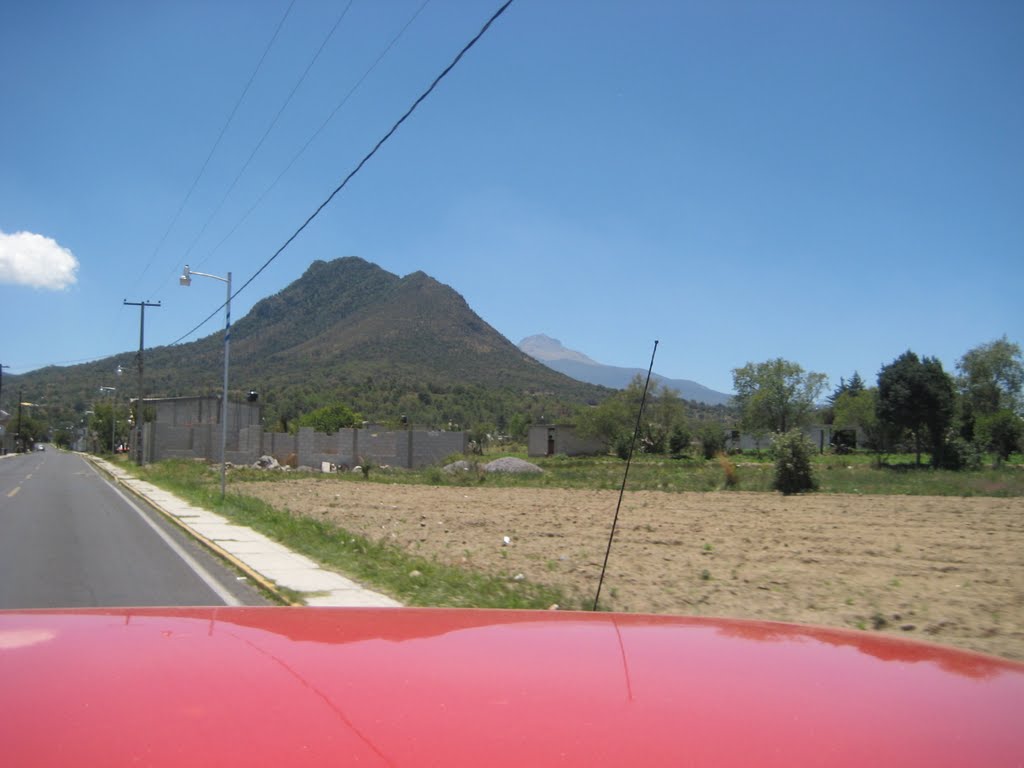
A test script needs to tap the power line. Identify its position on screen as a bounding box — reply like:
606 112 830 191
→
131 0 298 298
177 0 357 277
170 0 516 347
195 0 432 270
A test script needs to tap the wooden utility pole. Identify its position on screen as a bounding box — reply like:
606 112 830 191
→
0 363 8 413
124 300 160 464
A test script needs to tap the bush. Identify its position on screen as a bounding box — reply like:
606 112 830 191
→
772 430 818 495
669 425 692 456
938 437 982 471
699 424 726 460
717 453 738 488
976 410 1023 463
613 433 632 460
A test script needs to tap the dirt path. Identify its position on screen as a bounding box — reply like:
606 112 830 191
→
238 480 1024 661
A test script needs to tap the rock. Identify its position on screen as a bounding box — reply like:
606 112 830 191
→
408 570 422 579
482 457 543 474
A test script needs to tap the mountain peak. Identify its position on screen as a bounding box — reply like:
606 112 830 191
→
519 334 599 365
519 334 733 405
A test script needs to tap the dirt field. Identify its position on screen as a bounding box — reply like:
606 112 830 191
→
238 480 1024 661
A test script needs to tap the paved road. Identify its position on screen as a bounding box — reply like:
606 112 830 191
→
0 450 269 608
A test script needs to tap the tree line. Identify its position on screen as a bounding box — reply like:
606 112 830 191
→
572 336 1023 469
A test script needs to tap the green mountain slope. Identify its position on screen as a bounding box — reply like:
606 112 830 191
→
10 258 607 432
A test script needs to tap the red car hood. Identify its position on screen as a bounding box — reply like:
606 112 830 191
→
1 607 1021 766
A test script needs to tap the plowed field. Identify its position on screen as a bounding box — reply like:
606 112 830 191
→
238 480 1024 660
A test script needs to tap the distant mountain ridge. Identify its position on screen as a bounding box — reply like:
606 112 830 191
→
518 334 732 406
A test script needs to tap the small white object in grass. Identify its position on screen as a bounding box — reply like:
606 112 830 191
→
502 536 511 546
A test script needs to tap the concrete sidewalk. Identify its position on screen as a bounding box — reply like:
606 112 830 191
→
90 457 401 608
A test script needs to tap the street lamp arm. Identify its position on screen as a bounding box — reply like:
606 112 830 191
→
180 264 228 285
179 264 232 498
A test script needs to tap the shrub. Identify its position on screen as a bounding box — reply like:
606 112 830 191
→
717 453 738 488
772 430 818 495
699 424 726 460
938 437 982 471
669 425 693 456
613 433 632 460
976 410 1023 463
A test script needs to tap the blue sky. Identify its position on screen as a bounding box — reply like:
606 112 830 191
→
1 0 1021 396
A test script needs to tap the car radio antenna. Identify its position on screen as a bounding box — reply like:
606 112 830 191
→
593 339 659 611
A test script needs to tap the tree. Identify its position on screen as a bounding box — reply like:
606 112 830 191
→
957 337 1023 418
669 424 693 456
507 413 530 442
698 423 726 459
827 372 865 406
12 413 45 450
88 401 129 453
975 410 1023 464
876 351 956 466
296 403 362 434
732 359 828 435
772 429 818 495
576 376 688 457
832 387 899 461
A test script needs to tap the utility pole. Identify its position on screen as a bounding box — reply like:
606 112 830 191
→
16 387 23 453
0 363 8 412
124 300 161 465
0 364 8 453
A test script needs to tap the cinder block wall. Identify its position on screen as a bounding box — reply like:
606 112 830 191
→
146 416 466 471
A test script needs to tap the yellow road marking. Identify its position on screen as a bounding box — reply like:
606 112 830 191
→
7 487 20 498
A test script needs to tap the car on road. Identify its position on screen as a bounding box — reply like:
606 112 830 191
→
2 606 1022 766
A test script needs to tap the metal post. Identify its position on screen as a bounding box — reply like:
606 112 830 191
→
179 266 230 498
220 272 231 499
124 300 160 464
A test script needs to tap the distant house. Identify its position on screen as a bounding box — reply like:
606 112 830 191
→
527 425 605 458
724 425 867 453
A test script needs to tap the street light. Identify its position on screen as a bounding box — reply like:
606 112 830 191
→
179 264 231 498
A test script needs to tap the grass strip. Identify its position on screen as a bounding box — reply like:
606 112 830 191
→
134 459 577 610
226 451 1024 497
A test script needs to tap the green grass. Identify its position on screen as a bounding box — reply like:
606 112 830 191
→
229 448 1024 497
133 459 577 610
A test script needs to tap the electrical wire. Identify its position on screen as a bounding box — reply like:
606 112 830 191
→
170 0 516 346
131 0 298 297
195 0 432 270
177 0 357 277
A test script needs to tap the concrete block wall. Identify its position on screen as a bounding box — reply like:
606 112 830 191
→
145 414 466 471
413 430 466 466
527 425 604 457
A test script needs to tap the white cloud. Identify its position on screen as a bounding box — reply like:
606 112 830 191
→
0 230 79 290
